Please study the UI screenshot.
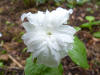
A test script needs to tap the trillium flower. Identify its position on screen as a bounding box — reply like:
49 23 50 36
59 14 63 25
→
21 7 76 67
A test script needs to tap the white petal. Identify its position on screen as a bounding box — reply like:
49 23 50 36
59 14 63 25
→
46 35 61 51
55 32 74 43
21 11 45 26
56 25 76 35
48 7 73 26
21 12 32 21
22 22 34 32
37 50 60 67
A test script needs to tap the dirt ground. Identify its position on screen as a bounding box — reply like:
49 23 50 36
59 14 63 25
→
0 0 100 75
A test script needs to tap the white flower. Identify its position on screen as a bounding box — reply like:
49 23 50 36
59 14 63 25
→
21 7 76 67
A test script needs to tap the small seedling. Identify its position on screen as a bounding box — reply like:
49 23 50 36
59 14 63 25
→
74 27 81 32
1 50 7 54
80 16 100 31
0 62 4 68
85 16 95 22
93 31 100 38
67 0 89 8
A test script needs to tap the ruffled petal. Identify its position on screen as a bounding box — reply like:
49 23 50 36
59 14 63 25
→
37 50 60 67
55 32 74 43
21 11 45 26
46 7 73 26
22 22 35 32
56 25 76 35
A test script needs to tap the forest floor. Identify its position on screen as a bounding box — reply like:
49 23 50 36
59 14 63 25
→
0 0 100 75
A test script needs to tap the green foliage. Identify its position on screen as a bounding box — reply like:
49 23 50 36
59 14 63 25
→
66 0 76 8
23 0 90 7
93 32 100 38
0 62 4 68
74 27 81 32
1 50 7 54
5 21 15 26
22 47 27 53
68 36 89 69
80 16 100 31
36 0 46 5
76 0 90 5
0 71 4 75
23 0 64 6
54 0 62 2
23 0 34 7
66 0 90 8
85 16 95 22
25 56 63 75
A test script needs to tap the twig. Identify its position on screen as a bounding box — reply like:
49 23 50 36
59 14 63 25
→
8 54 24 68
92 37 100 42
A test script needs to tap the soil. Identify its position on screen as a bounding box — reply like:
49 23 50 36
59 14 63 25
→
0 0 100 75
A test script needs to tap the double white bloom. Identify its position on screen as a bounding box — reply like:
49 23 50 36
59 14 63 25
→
21 7 76 67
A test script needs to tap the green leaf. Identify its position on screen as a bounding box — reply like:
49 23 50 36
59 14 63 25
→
36 0 46 4
68 36 89 69
80 22 91 28
0 62 4 68
25 56 63 75
91 21 100 25
85 16 95 22
74 27 81 32
77 0 89 5
93 32 100 38
80 21 100 30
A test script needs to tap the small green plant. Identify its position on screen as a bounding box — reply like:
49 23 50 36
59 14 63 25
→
93 32 100 38
1 50 7 54
74 27 81 32
0 62 4 68
85 16 95 22
5 21 15 26
0 61 4 75
23 0 35 7
23 0 90 8
67 0 90 8
23 0 61 7
80 16 100 31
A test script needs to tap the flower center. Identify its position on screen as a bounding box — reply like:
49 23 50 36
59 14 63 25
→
47 32 52 35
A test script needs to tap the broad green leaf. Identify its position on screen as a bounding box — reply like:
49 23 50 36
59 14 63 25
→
85 16 95 22
68 36 89 69
25 56 63 75
93 32 100 38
